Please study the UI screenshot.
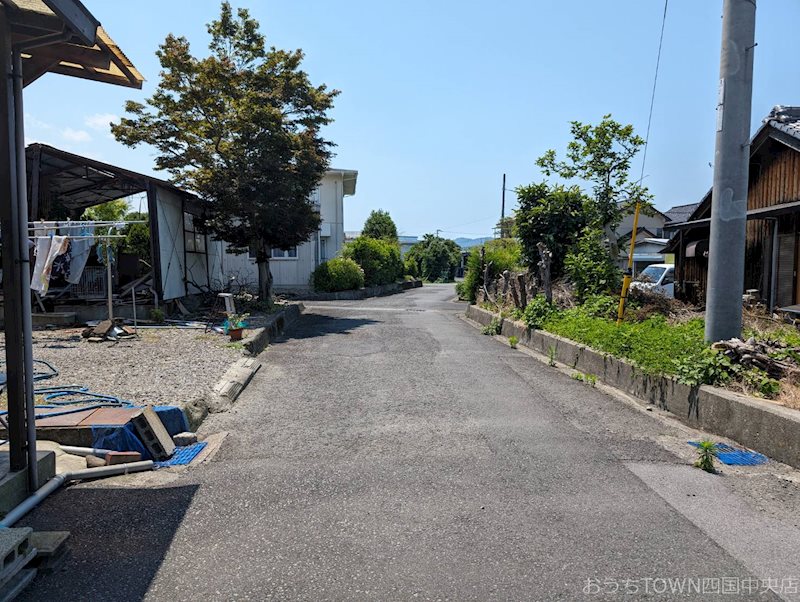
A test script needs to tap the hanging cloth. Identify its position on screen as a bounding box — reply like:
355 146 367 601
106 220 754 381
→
31 235 69 295
30 237 51 293
61 222 94 284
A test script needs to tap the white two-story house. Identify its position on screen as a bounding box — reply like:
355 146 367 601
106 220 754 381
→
222 169 358 292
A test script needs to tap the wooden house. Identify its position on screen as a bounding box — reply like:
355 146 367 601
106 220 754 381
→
665 106 800 310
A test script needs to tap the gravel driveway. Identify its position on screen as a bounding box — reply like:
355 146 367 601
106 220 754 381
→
0 327 242 406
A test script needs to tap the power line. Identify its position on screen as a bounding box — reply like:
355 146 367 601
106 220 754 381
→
638 0 669 183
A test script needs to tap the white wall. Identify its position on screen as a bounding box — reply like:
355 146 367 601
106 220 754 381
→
617 211 666 239
217 171 352 292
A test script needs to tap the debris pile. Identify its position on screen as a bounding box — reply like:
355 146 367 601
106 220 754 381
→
81 319 136 343
711 337 800 380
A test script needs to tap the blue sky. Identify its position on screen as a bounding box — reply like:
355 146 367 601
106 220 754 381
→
22 0 800 238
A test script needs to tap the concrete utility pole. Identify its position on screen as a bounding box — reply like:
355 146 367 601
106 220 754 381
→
705 0 756 342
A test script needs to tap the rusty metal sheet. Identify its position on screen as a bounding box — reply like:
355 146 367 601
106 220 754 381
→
77 407 140 426
35 408 98 427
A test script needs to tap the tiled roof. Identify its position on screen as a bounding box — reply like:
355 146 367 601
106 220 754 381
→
765 105 800 140
663 203 700 225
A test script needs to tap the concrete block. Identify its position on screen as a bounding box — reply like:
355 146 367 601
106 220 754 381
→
104 451 142 466
0 451 56 516
0 528 33 586
0 568 36 602
172 432 198 446
131 407 175 461
29 531 69 574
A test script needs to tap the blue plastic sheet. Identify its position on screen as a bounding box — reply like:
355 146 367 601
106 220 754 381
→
90 406 190 461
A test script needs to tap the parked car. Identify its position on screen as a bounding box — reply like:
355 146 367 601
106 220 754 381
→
630 263 674 298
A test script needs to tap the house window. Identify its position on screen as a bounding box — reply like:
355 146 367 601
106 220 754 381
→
271 247 298 259
309 187 321 206
183 213 206 253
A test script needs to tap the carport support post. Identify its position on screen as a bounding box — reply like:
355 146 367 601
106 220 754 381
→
0 11 27 475
12 49 38 491
705 0 756 342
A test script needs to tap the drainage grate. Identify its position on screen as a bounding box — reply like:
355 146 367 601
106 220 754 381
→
687 441 768 466
154 442 207 467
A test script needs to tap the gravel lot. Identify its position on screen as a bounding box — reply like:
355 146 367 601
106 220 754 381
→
1 326 242 406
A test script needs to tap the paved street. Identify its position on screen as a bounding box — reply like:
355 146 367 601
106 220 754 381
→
19 284 800 600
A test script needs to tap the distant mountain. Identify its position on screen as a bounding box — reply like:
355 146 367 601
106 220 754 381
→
453 237 493 249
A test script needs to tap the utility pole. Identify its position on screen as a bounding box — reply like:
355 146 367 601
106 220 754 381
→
500 173 506 238
705 0 756 342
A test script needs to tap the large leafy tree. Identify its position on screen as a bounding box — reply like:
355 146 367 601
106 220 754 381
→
361 209 398 242
405 234 461 282
514 182 589 278
536 114 652 258
111 2 337 299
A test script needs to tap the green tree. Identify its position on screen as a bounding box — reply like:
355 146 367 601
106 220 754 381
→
361 209 398 242
81 199 128 222
405 234 461 281
564 227 621 302
121 211 151 267
514 182 589 278
111 2 337 300
536 114 652 258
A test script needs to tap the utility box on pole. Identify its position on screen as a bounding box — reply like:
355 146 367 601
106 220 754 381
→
705 0 757 342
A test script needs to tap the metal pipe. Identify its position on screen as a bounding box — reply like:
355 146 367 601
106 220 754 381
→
12 49 37 492
0 460 154 527
58 445 114 458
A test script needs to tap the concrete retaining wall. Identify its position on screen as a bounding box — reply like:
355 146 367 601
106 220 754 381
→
295 279 422 302
242 303 304 356
465 304 800 469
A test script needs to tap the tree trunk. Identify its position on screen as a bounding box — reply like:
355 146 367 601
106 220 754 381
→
256 239 273 302
537 242 552 304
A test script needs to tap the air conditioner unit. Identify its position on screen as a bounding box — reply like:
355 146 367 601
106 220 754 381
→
319 223 332 237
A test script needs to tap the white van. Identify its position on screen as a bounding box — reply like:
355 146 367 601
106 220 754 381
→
630 263 675 298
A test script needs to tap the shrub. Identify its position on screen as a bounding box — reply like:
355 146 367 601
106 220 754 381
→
508 335 519 348
341 236 403 286
694 440 718 473
522 295 558 329
564 228 621 302
674 347 735 386
311 257 365 292
459 238 522 303
581 294 619 320
404 257 419 278
482 317 502 335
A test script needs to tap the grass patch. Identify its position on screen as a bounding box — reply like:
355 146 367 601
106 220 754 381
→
542 309 707 377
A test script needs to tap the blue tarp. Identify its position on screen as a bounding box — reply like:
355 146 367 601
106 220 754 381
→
90 406 190 461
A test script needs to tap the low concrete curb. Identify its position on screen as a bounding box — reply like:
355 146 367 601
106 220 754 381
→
294 279 422 302
211 357 262 409
465 304 800 469
242 303 304 356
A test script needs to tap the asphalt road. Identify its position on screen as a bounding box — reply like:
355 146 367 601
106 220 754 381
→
20 284 800 600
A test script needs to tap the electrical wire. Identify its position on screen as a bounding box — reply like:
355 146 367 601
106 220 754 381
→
639 0 669 183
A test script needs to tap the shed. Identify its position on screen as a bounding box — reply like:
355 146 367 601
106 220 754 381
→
666 106 800 309
26 144 224 301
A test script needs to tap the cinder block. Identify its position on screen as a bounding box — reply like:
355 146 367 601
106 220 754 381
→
131 407 175 461
29 531 70 575
0 568 36 602
104 451 143 466
0 528 34 587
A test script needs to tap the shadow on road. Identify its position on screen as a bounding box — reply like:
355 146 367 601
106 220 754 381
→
19 483 200 602
279 313 379 342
